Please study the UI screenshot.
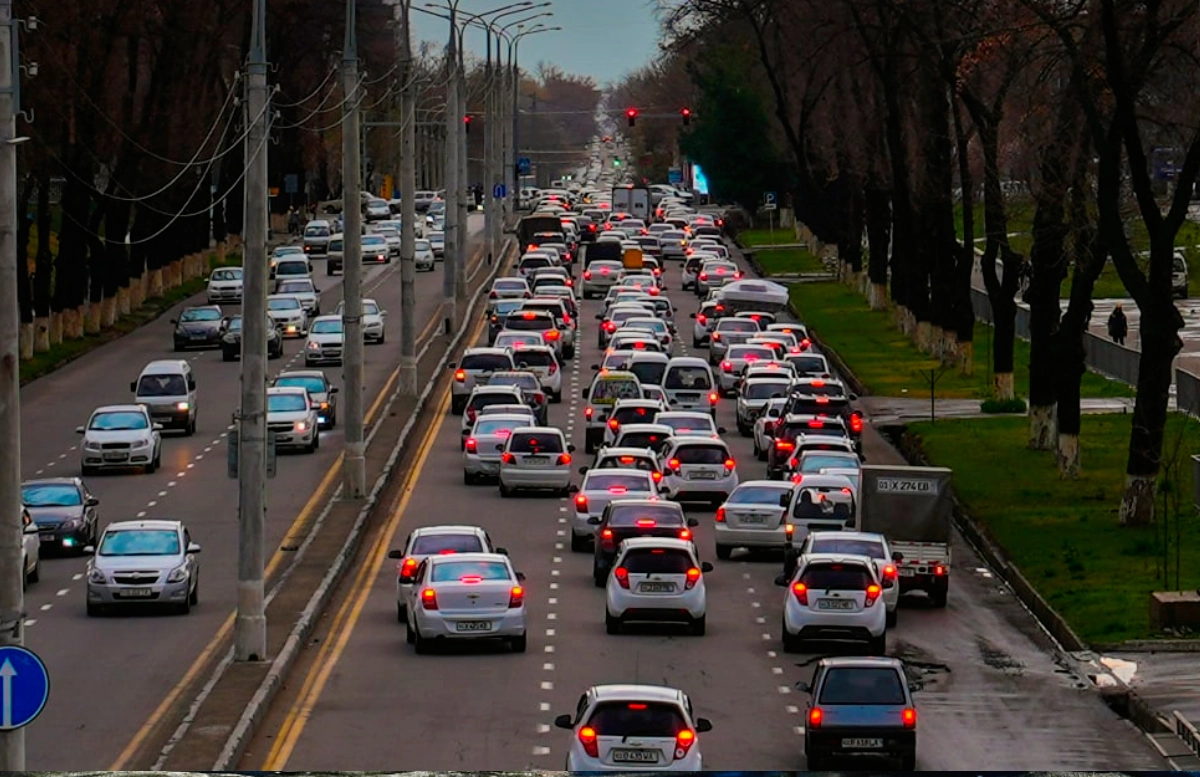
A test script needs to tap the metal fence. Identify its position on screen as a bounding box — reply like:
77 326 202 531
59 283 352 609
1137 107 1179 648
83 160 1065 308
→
1177 711 1200 759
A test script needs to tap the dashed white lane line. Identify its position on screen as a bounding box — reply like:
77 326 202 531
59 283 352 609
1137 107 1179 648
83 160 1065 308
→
543 662 555 671
532 746 551 756
540 701 551 711
540 680 554 690
537 723 551 734
39 604 51 611
137 511 147 518
24 619 35 626
544 645 555 653
72 573 82 581
56 589 68 597
547 613 557 620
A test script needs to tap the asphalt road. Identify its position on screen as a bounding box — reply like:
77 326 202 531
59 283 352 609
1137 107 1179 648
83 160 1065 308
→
237 241 1166 771
19 214 485 769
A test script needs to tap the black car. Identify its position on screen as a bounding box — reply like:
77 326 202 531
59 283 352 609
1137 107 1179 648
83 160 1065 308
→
21 477 99 554
781 379 863 456
767 413 851 479
586 499 698 586
172 306 227 351
222 315 285 361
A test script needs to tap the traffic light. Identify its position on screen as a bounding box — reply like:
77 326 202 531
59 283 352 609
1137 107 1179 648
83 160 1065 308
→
626 107 638 127
613 158 622 168
464 114 472 134
681 107 691 126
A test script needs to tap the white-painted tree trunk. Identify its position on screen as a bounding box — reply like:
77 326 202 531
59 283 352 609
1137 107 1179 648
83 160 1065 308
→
32 316 49 352
916 320 933 352
1119 474 1156 526
1028 403 1055 449
1057 432 1080 478
149 268 164 299
48 311 63 345
71 306 86 338
868 283 887 311
19 323 33 360
994 371 1014 400
958 340 974 375
86 302 103 334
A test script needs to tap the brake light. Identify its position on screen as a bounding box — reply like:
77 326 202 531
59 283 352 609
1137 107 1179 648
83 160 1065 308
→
882 564 897 580
543 330 560 341
679 528 692 541
420 588 438 610
465 437 477 453
721 361 732 373
724 458 735 471
715 507 725 523
399 557 418 580
711 333 720 341
842 487 852 494
466 407 477 423
489 291 497 299
668 458 681 471
808 707 822 727
454 369 466 382
815 396 830 404
508 585 525 608
696 314 707 325
699 272 708 280
612 566 630 589
785 522 795 536
801 338 811 349
651 470 662 483
557 453 572 466
578 726 599 757
608 486 628 494
808 419 824 428
583 270 592 279
636 518 657 527
600 528 614 549
609 418 620 430
460 575 482 584
775 440 794 450
585 407 594 419
902 708 917 728
934 564 946 576
574 493 589 511
864 583 882 607
603 322 616 333
674 729 697 760
501 452 516 465
792 582 809 605
709 392 719 404
684 567 701 589
850 413 863 433
548 361 558 375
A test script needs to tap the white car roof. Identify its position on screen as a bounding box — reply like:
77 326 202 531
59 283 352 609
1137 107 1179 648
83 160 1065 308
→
590 684 687 705
268 386 308 397
793 473 856 489
598 447 660 459
666 356 711 368
411 525 487 537
619 536 696 554
104 519 184 532
94 404 150 415
799 552 878 571
584 467 653 482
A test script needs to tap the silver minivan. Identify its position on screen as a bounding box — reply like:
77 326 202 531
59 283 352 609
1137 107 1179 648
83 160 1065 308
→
132 359 198 435
662 357 717 417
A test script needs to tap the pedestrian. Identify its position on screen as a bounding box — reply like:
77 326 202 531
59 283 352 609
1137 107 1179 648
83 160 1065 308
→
1108 303 1128 346
287 207 301 236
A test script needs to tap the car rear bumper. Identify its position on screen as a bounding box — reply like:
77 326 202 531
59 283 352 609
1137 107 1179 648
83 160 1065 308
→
714 524 787 548
414 610 525 639
499 467 571 489
806 729 915 759
463 453 502 476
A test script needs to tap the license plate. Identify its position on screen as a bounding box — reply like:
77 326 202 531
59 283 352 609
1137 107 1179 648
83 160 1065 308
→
121 587 154 598
639 582 676 593
103 452 128 461
739 514 768 524
818 599 855 610
677 393 699 401
525 455 549 464
611 749 659 763
689 471 717 480
842 737 883 749
191 334 207 339
899 567 916 577
39 535 55 543
456 620 492 632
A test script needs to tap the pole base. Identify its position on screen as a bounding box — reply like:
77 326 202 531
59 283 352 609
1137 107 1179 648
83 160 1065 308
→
235 580 268 661
342 443 368 498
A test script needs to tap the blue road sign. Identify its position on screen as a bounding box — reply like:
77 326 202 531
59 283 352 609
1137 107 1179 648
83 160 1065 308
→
764 191 777 205
284 174 299 195
0 646 49 730
493 183 508 199
668 167 683 184
518 157 532 175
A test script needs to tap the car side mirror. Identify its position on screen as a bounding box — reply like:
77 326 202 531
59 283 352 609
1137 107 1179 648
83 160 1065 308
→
716 427 726 434
129 381 137 392
186 542 202 554
554 714 574 730
688 312 696 319
774 574 789 587
495 547 509 556
152 423 164 431
849 393 858 401
695 717 713 733
188 379 197 391
590 364 600 371
587 516 601 525
75 426 85 434
85 496 100 507
447 361 457 369
516 571 526 582
387 549 403 559
687 518 699 528
794 680 810 693
701 562 713 573
169 318 178 324
82 545 95 555
203 276 211 283
892 551 904 562
779 493 791 507
567 443 576 453
578 466 589 475
567 484 580 494
581 389 588 399
909 682 920 692
329 387 339 394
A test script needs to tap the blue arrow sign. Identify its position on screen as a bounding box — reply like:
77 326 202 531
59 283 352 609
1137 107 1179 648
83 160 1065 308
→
518 157 532 175
493 184 508 199
0 646 49 730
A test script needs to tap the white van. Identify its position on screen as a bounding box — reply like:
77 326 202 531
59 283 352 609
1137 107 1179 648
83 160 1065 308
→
132 359 198 435
662 356 717 417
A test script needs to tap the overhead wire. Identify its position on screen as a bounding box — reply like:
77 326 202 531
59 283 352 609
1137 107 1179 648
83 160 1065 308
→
272 62 340 108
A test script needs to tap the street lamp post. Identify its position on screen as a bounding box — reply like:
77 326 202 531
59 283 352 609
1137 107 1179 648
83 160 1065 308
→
509 24 559 209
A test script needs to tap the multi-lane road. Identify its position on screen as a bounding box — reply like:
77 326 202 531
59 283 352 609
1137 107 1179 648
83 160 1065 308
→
234 238 1167 771
19 214 485 769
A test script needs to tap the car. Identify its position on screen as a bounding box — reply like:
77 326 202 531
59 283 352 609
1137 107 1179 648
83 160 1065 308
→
77 405 163 475
206 266 244 304
588 448 665 483
626 351 670 387
790 531 901 626
782 379 864 455
403 552 528 653
689 300 724 347
462 413 531 484
518 253 556 277
787 351 832 378
460 384 526 443
580 260 625 298
752 398 789 460
554 684 712 771
769 414 851 479
569 468 661 552
713 480 795 560
171 306 227 351
605 537 712 635
591 499 696 586
414 238 436 270
640 383 668 404
709 316 762 364
303 315 345 366
510 344 563 402
607 331 664 354
428 230 445 257
717 344 779 395
22 477 100 553
372 224 402 257
84 519 201 616
386 525 504 618
655 411 724 440
520 298 577 358
131 359 197 434
273 370 339 429
365 197 391 221
775 552 888 654
610 423 675 455
659 230 689 260
264 386 320 453
361 233 391 264
583 370 645 453
796 656 917 770
267 294 309 337
783 435 859 482
274 277 320 316
498 426 574 497
658 437 739 505
736 376 795 435
795 449 862 476
333 297 387 343
619 316 673 350
502 309 564 358
301 220 333 256
20 508 40 586
597 305 657 349
271 255 312 282
485 369 550 425
603 398 667 447
450 348 517 414
783 473 859 543
221 315 284 361
489 278 533 309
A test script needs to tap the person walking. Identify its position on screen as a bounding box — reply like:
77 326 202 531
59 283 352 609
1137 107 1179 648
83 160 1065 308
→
1108 304 1128 346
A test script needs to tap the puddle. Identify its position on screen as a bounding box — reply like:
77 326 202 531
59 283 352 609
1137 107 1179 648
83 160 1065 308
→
976 636 1025 674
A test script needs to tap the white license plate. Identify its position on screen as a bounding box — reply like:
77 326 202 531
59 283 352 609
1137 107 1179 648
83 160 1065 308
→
39 535 55 543
843 737 883 749
456 620 492 632
818 599 855 610
639 582 676 593
739 514 768 524
689 471 717 480
121 587 154 598
899 567 916 577
524 455 550 464
611 749 659 763
103 452 128 461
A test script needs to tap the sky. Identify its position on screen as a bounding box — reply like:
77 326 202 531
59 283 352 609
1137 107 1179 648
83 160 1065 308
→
409 0 663 86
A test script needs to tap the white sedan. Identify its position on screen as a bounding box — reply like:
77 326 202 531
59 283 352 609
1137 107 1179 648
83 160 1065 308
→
335 298 387 343
605 537 711 635
415 239 436 271
498 427 575 497
77 405 163 475
206 267 244 304
405 552 527 653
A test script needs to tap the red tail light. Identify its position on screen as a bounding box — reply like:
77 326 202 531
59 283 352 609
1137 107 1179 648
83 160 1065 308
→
548 361 558 375
696 314 707 325
723 458 735 471
775 440 794 450
674 728 696 760
399 557 418 581
613 566 630 588
699 272 708 280
808 419 825 428
715 507 725 523
651 470 662 483
864 584 882 607
934 564 946 576
679 528 692 541
882 564 897 580
489 291 497 299
711 333 721 341
668 458 681 472
603 322 616 333
792 582 809 605
609 418 620 430
636 518 657 527
815 396 830 404
801 338 812 349
557 453 572 465
600 528 614 549
578 726 599 757
684 567 701 590
808 707 823 728
508 585 525 608
850 413 863 433
709 392 719 404
420 588 438 610
465 437 477 453
902 708 917 728
501 452 516 465
544 330 561 341
585 407 594 419
454 369 466 382
575 494 589 511
721 361 732 373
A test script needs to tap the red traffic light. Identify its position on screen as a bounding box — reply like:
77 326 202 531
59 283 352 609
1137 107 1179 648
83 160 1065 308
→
464 114 472 133
681 107 691 125
626 107 638 127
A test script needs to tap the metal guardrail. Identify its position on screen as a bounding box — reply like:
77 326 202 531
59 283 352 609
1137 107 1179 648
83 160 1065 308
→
1177 710 1200 758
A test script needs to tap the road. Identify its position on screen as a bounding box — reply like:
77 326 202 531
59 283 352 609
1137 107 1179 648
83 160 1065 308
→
237 239 1166 771
19 214 484 769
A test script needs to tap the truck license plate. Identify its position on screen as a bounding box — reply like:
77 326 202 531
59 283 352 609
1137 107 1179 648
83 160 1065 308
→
899 567 916 577
843 737 883 749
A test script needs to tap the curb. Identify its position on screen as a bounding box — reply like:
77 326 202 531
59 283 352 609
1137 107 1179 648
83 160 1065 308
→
1092 639 1200 652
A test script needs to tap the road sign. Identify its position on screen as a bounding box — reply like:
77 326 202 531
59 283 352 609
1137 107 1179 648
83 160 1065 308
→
284 174 299 195
764 191 778 211
0 646 49 730
668 167 683 184
518 157 532 175
493 183 507 199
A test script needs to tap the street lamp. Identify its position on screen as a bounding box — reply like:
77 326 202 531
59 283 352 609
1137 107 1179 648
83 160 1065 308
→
509 24 560 207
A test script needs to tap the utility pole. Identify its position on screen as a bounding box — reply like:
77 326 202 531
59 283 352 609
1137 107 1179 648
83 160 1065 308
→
510 46 521 211
488 32 502 250
0 0 24 766
482 29 494 268
442 18 459 328
455 56 468 306
398 0 418 395
341 0 367 498
235 0 270 665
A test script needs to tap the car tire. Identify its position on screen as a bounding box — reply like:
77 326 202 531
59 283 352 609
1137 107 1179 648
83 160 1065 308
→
690 615 706 636
378 331 386 344
82 464 96 477
464 471 474 485
309 434 320 453
177 595 191 615
570 533 589 553
499 482 512 498
564 346 575 360
174 341 184 353
189 580 199 606
146 454 158 475
737 421 750 437
782 621 803 653
806 754 824 771
868 633 887 655
86 602 102 617
756 445 768 462
886 608 898 628
930 581 948 608
551 390 562 404
223 349 235 362
593 567 606 588
405 618 416 643
605 611 621 635
715 544 732 561
413 628 431 654
692 338 702 349
510 633 528 653
900 753 916 771
186 416 197 436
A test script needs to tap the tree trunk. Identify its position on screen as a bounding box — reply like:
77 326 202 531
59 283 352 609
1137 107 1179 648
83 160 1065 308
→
975 119 1021 399
949 93 976 374
1027 196 1069 449
32 174 52 354
864 187 891 311
53 159 92 349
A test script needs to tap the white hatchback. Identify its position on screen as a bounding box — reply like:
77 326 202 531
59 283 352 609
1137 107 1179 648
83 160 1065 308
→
569 468 660 552
405 552 527 653
776 553 887 654
714 480 795 560
605 537 712 635
659 438 739 506
498 427 574 497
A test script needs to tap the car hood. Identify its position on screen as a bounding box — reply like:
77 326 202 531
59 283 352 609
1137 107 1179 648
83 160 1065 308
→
307 332 344 345
26 505 84 527
176 321 221 334
208 279 242 287
268 409 312 423
269 310 304 320
84 429 153 444
92 554 181 574
363 314 384 327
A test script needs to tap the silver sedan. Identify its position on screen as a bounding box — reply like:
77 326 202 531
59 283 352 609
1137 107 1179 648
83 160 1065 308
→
405 553 528 653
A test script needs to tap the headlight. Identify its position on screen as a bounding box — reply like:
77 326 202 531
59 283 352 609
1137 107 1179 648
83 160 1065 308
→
176 402 190 411
307 341 320 350
295 421 309 432
223 334 237 343
166 566 188 584
133 437 153 448
84 441 102 451
88 569 106 584
60 519 81 531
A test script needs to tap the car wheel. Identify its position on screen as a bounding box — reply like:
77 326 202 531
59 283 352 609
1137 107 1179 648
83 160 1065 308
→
737 421 750 437
451 397 465 415
564 346 575 360
886 608 898 628
756 445 768 462
692 338 702 348
189 579 199 606
397 602 407 623
551 390 562 404
146 455 158 475
86 602 103 617
605 611 621 635
570 533 589 553
690 615 706 636
900 753 916 771
178 595 191 615
309 434 319 453
868 633 887 655
782 620 803 653
378 331 386 344
405 617 416 642
413 627 431 654
715 544 732 561
510 633 527 653
593 567 606 588
81 464 96 477
186 416 197 436
499 482 512 498
223 349 235 362
173 341 184 353
463 471 475 485
806 754 824 771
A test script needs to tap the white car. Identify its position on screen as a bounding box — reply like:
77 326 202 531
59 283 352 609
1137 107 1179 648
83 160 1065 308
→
554 684 712 771
659 437 739 505
510 344 563 402
589 448 665 482
428 230 445 257
714 480 795 560
695 260 742 295
267 294 308 337
463 413 531 483
206 267 244 304
603 398 667 447
493 331 541 351
777 552 887 654
275 277 320 317
265 386 320 452
404 552 527 653
77 404 163 475
753 398 789 460
569 468 660 552
498 426 574 497
372 224 402 257
450 347 517 414
736 376 794 434
460 385 526 440
414 238 436 271
610 423 675 454
792 531 900 626
662 357 719 415
621 316 673 351
690 300 723 347
606 537 712 635
717 344 778 395
386 525 502 618
20 508 40 587
607 331 664 354
656 411 724 440
334 297 387 343
304 315 345 365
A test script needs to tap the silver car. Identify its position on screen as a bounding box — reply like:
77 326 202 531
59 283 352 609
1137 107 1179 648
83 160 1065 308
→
567 468 660 552
304 315 345 366
386 525 501 619
714 480 795 560
265 386 320 452
580 260 625 298
206 267 244 304
275 277 321 316
497 426 575 497
463 413 530 483
77 405 163 475
84 519 201 616
267 294 309 337
428 230 445 257
335 298 387 343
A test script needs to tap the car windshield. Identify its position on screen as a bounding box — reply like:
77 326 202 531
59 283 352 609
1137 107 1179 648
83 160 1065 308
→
598 455 655 471
608 504 684 527
586 473 652 492
474 419 521 436
22 483 82 507
136 375 186 396
211 269 242 281
729 485 790 504
659 416 714 434
411 534 484 555
586 701 687 738
521 257 550 269
99 529 181 557
629 361 667 386
311 320 343 334
810 537 885 559
818 667 907 705
673 445 728 464
226 317 243 332
801 562 869 590
430 560 509 582
275 376 326 394
268 393 308 412
268 298 300 311
801 454 859 472
493 301 524 317
504 316 552 331
363 237 386 247
510 433 564 453
415 240 431 251
305 225 330 237
277 282 313 294
744 381 792 400
664 367 712 390
361 302 380 315
180 309 221 323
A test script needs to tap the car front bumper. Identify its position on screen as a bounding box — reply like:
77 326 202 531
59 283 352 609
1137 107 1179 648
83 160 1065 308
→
81 446 155 468
88 578 191 605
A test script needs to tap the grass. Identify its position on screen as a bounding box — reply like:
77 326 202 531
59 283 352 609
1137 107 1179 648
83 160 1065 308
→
20 253 239 386
788 280 1133 399
908 413 1200 643
753 247 827 275
738 228 798 247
